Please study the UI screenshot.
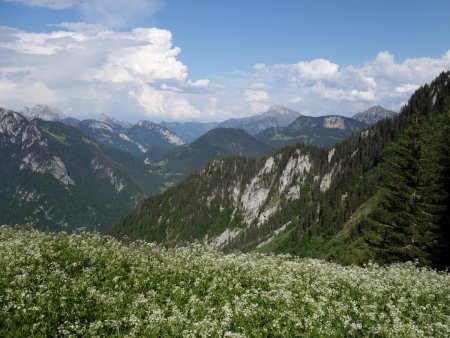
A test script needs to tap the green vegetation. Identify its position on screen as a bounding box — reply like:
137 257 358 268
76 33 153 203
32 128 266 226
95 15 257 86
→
81 136 100 150
154 128 273 179
41 126 71 146
1 226 449 337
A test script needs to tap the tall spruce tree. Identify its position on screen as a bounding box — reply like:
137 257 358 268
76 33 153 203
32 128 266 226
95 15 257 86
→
361 113 439 265
436 107 450 268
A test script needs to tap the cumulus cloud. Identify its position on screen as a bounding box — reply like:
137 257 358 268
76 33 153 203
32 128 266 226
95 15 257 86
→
296 58 339 80
244 50 450 115
93 28 187 84
130 86 201 120
244 89 270 112
0 25 208 120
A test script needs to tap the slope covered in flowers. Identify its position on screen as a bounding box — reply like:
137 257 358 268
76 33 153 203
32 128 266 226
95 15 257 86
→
0 226 449 337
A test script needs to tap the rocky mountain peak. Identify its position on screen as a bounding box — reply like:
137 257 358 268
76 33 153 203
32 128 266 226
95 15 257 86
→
264 105 301 118
352 106 397 125
22 104 66 122
97 113 132 129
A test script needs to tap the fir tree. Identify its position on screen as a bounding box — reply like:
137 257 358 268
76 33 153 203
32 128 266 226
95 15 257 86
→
362 113 442 265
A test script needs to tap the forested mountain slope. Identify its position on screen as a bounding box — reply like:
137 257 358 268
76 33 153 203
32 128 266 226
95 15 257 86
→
149 128 273 180
0 110 165 231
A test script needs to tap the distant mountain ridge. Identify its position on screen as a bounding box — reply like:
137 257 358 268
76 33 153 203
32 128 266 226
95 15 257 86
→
150 128 273 181
352 106 397 124
256 114 367 148
159 121 218 143
216 105 301 135
97 113 132 129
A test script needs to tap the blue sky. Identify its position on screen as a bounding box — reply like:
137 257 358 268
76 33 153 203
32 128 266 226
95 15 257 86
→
1 0 450 121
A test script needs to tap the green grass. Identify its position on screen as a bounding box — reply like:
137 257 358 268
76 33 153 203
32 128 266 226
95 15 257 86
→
41 127 71 146
1 225 449 337
270 133 293 141
81 136 100 150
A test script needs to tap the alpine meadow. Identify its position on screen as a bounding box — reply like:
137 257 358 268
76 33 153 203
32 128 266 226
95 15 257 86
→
1 1 450 337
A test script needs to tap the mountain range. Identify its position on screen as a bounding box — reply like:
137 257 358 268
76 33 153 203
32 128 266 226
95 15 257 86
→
150 128 273 181
2 99 401 233
111 72 450 267
216 105 302 135
0 108 166 231
256 114 367 148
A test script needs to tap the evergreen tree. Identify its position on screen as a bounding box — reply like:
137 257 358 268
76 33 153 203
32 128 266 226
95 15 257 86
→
362 113 442 265
436 107 450 268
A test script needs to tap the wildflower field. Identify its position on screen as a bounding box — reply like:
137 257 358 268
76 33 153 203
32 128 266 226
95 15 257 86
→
0 226 449 337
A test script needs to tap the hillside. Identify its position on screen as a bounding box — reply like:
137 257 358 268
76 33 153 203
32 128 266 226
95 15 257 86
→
2 226 449 337
256 114 367 148
150 128 273 180
0 109 165 231
111 72 450 267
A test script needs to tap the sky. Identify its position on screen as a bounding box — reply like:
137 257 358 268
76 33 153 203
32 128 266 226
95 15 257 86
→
0 0 450 122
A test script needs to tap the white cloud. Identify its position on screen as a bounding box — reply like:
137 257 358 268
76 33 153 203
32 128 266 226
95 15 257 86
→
245 89 269 102
130 86 201 120
188 79 210 87
394 84 420 94
0 25 208 121
241 51 450 116
296 59 339 80
49 22 106 34
0 76 58 110
244 89 270 113
93 28 187 84
289 96 304 104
